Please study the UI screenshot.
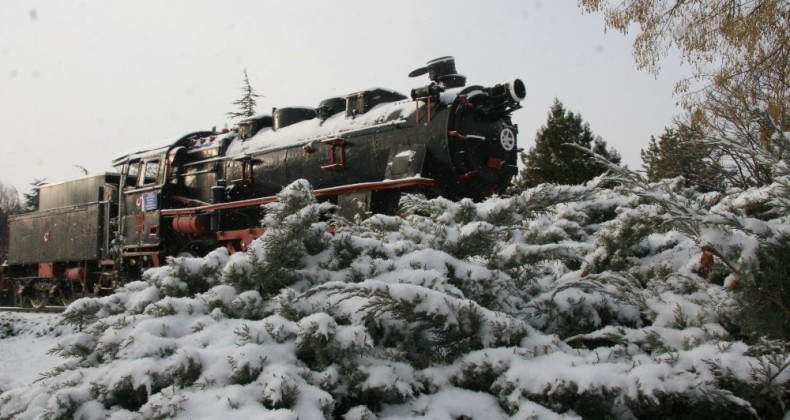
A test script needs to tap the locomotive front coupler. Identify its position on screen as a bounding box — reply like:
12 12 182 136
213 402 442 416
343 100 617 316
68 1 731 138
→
483 102 524 121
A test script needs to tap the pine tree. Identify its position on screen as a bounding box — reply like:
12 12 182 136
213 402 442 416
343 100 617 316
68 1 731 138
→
226 68 261 120
641 125 723 191
223 180 333 298
22 178 46 212
8 176 790 418
515 99 621 189
0 181 21 260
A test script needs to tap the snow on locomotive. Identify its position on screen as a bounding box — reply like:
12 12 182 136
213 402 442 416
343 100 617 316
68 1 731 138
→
3 57 525 307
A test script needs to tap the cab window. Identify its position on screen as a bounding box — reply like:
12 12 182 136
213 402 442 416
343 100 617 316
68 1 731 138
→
126 162 140 185
141 159 160 186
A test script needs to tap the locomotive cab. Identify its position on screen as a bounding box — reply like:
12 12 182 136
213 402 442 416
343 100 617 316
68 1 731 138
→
116 150 169 274
115 130 247 265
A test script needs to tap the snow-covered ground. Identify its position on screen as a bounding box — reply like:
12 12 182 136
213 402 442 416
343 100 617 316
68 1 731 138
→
0 312 75 392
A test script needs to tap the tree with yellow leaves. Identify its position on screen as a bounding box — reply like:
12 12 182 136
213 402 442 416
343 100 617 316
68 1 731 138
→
578 0 789 99
580 0 789 188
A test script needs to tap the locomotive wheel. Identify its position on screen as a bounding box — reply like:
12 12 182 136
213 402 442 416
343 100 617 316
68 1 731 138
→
59 280 86 306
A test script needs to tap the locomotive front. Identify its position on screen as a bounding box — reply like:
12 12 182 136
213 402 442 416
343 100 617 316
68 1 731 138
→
408 56 525 201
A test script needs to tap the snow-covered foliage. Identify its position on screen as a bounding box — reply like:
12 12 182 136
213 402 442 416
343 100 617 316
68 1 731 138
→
2 176 789 419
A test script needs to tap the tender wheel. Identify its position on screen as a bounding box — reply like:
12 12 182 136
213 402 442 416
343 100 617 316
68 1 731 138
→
28 293 48 309
19 279 50 308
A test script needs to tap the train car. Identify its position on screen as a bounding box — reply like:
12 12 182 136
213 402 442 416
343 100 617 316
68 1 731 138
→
5 174 121 307
3 56 525 306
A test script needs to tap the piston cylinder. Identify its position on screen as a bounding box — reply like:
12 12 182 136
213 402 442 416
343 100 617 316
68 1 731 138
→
172 215 210 234
65 267 86 282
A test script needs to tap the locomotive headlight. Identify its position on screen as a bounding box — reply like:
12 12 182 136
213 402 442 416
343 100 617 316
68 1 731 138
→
500 127 516 151
486 79 526 108
508 79 526 102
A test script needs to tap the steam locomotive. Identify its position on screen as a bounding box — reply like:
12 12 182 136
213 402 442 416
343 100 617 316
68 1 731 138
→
1 57 525 307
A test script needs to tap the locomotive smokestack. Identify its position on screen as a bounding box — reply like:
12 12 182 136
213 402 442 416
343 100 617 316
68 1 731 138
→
408 56 466 89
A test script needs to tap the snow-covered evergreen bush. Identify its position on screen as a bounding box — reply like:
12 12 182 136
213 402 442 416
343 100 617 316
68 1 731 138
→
1 177 789 419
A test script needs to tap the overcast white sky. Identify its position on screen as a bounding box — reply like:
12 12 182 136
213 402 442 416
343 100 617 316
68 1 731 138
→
0 0 689 195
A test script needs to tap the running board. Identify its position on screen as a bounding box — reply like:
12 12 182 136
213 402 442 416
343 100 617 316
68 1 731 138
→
161 178 438 217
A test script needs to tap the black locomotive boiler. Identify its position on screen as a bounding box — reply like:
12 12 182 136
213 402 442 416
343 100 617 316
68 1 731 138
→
3 56 525 307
